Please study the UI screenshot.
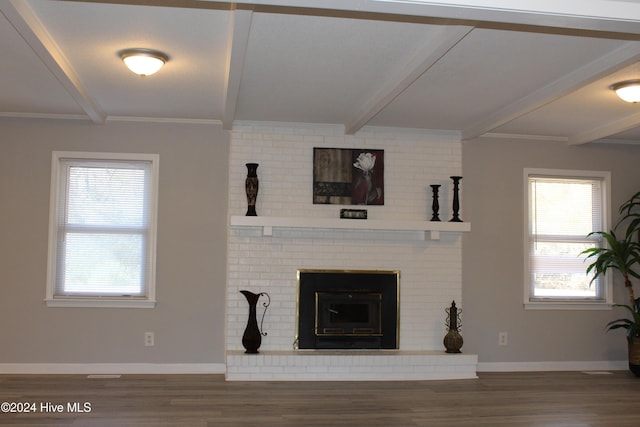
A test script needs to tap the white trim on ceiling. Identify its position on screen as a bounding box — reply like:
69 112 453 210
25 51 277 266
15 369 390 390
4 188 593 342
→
569 110 640 145
477 133 568 142
0 0 106 124
462 42 640 142
223 7 253 129
200 0 640 34
344 25 473 135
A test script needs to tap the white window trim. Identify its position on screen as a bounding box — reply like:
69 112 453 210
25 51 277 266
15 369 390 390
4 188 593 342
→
523 168 612 310
46 151 159 308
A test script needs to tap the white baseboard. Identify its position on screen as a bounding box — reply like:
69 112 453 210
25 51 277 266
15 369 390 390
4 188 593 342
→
477 360 628 372
1 361 628 375
0 363 226 375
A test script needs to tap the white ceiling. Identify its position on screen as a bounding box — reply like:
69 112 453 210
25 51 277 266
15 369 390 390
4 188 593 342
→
2 0 640 144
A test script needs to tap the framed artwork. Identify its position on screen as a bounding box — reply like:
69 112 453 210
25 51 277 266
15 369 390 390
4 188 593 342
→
313 148 384 205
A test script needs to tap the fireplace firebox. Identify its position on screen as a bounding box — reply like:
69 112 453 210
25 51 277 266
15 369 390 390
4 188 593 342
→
297 270 399 349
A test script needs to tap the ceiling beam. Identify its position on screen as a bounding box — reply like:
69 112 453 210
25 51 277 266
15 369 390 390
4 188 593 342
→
344 25 473 135
461 41 640 141
199 0 640 35
0 0 106 124
568 111 640 145
222 6 253 129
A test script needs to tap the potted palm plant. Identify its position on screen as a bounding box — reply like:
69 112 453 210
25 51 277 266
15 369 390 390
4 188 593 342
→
582 191 640 376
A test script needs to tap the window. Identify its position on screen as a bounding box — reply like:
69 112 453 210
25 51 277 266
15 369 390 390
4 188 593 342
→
524 169 611 309
46 152 159 308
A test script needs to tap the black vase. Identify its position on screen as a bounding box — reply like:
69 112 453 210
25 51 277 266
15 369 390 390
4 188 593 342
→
245 163 259 216
240 290 262 354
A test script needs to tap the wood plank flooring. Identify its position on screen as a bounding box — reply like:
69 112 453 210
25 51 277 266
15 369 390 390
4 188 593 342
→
0 371 638 426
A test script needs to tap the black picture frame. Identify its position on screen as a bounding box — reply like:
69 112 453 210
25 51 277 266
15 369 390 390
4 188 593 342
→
313 148 384 205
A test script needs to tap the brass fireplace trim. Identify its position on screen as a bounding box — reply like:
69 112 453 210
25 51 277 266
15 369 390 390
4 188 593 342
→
296 269 400 349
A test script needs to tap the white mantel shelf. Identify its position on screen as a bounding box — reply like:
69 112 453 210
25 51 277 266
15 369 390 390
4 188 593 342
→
230 215 470 240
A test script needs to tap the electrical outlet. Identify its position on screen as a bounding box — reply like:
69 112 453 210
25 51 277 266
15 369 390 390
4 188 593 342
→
499 332 508 346
144 332 155 347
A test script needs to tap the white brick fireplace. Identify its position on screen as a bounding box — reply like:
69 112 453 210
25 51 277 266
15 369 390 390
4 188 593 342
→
225 123 477 380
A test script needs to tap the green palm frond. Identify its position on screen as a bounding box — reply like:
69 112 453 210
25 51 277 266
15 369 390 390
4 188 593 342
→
606 302 640 342
619 191 640 216
606 321 632 331
618 191 640 244
584 192 640 345
581 230 640 285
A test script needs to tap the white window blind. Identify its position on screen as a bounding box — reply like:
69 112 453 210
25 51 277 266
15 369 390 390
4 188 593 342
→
47 152 158 308
526 170 610 306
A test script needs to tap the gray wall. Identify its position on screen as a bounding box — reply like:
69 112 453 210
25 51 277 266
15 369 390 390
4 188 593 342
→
3 118 640 368
462 137 640 365
0 118 229 364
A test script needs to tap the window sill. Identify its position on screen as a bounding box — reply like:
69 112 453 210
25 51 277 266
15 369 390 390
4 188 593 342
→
45 298 156 309
524 302 612 310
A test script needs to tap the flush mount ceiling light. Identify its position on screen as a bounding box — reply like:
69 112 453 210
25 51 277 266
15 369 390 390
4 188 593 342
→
119 48 168 77
610 80 640 103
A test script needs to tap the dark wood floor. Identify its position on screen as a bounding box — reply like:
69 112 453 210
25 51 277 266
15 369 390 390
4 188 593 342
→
0 371 638 426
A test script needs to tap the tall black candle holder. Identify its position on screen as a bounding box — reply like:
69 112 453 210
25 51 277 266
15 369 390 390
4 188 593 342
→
449 176 463 222
430 184 441 221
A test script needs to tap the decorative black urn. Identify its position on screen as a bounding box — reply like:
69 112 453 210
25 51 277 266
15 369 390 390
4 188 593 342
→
443 300 463 353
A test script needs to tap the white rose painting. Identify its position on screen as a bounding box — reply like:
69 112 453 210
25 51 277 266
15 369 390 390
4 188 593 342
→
313 148 384 205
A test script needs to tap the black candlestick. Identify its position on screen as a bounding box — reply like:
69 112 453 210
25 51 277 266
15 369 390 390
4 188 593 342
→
430 185 441 221
450 176 462 222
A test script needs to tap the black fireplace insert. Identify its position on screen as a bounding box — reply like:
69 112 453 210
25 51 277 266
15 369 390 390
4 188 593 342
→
297 270 399 349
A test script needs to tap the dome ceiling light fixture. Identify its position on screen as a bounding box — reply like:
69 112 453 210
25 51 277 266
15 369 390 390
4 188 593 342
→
119 48 169 77
610 79 640 103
